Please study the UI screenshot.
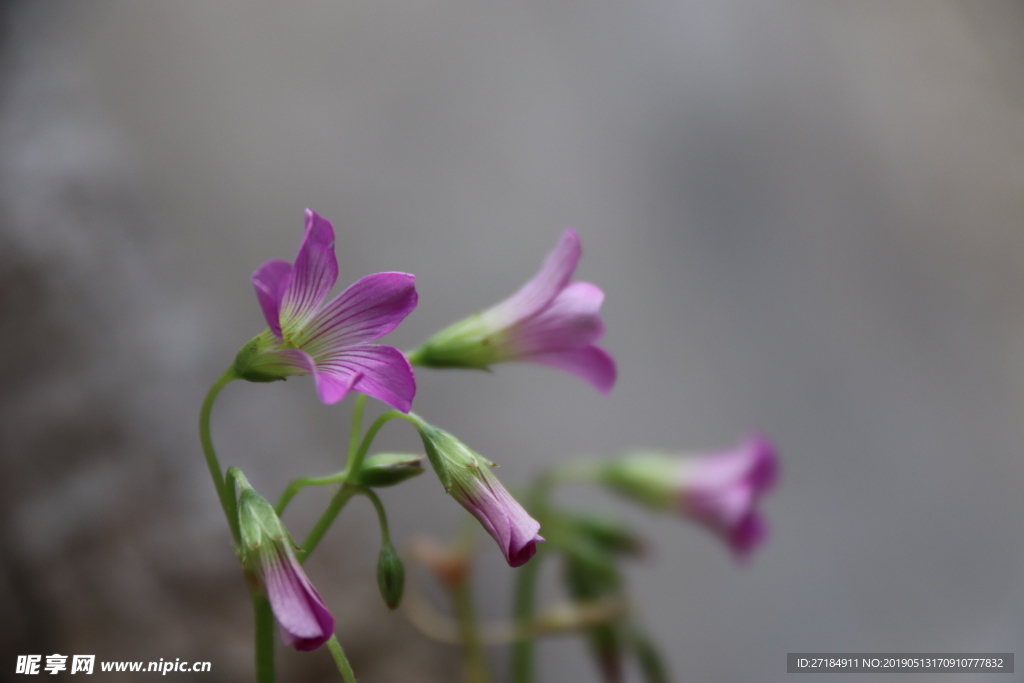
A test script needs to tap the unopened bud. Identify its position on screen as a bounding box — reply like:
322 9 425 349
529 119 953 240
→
357 453 424 488
376 541 406 610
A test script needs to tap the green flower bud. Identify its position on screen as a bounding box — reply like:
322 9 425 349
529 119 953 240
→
357 453 424 488
376 541 406 610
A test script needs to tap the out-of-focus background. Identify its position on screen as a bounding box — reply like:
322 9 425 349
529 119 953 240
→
2 1 1024 681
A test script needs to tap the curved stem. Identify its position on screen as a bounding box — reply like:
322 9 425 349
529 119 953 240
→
276 470 350 516
297 407 418 564
253 593 275 683
359 487 391 544
326 636 358 683
199 368 240 543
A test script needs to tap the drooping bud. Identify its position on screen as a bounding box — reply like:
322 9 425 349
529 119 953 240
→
599 435 778 558
376 541 406 610
411 417 543 567
356 453 424 488
235 476 335 651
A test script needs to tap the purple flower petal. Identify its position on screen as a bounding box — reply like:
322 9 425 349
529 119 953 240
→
252 259 293 340
488 228 581 324
530 344 617 395
281 209 338 329
261 544 335 652
302 272 418 353
510 281 606 354
318 345 416 412
455 468 543 567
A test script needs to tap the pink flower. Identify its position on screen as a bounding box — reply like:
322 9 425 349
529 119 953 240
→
408 229 615 394
601 436 778 558
237 483 334 651
257 538 335 651
413 420 543 567
235 209 418 412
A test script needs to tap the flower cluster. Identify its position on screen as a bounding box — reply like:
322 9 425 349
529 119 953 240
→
202 209 779 680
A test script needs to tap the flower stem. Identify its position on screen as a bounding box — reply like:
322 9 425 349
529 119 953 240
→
348 393 367 464
451 574 491 683
297 483 359 564
326 636 358 683
253 593 275 683
510 546 544 683
275 470 350 516
199 368 240 543
359 487 391 544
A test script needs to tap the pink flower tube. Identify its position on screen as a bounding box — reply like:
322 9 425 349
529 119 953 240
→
601 436 778 558
407 229 616 394
413 420 543 567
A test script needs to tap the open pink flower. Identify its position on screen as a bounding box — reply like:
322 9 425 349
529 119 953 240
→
601 436 778 558
235 209 418 412
408 229 616 394
675 435 778 557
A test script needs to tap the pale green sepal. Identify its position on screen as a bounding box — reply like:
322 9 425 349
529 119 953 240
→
406 313 507 369
357 453 425 488
233 330 293 383
598 453 677 510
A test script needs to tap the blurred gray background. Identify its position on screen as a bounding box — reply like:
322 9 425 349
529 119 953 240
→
2 1 1024 681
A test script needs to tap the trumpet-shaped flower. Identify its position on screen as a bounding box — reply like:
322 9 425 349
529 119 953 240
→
407 229 616 394
413 420 543 567
237 485 334 651
600 435 778 558
234 209 418 412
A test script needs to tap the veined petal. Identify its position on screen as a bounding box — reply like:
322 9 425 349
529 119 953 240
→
457 469 543 567
301 272 418 353
316 344 416 411
281 209 338 329
262 545 334 651
486 228 581 325
510 281 606 354
530 344 617 394
252 259 293 340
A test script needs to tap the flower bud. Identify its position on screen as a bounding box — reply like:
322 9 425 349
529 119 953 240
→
376 541 406 610
356 453 424 488
599 435 778 558
412 419 543 567
236 480 334 651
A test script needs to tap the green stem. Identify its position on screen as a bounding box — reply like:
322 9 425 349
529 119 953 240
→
510 547 544 683
199 368 240 543
326 636 358 683
359 487 391 543
276 470 350 515
297 483 359 564
347 394 367 464
451 576 490 683
253 593 275 683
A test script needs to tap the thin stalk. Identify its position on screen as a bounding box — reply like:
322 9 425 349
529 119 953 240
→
253 593 275 683
347 394 367 464
451 576 491 683
199 368 240 543
297 484 359 564
360 487 391 543
510 547 544 683
326 636 358 683
276 470 350 515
